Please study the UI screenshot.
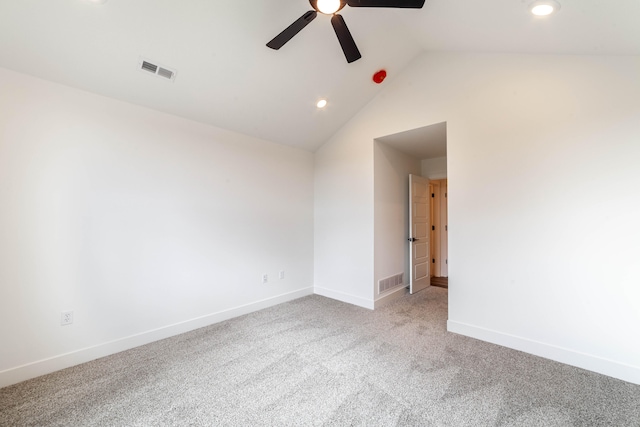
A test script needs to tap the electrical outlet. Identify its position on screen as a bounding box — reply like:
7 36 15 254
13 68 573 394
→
279 270 285 280
61 311 74 326
262 274 268 284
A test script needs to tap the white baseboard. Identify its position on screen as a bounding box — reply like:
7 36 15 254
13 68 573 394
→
314 286 374 310
447 320 640 385
374 286 408 309
0 287 314 389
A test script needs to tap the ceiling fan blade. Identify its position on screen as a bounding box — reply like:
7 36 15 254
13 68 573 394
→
331 14 361 63
267 10 317 50
347 0 425 8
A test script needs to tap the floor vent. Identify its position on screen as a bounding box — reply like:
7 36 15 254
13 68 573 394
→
378 273 404 294
138 58 177 82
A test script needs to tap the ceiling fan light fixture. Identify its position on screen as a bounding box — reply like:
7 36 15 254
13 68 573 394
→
316 0 342 15
529 0 561 16
268 0 424 63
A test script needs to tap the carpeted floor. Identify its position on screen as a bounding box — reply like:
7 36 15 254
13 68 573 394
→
1 287 639 426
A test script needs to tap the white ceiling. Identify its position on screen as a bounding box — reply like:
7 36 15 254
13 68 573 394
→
377 122 447 160
1 0 638 152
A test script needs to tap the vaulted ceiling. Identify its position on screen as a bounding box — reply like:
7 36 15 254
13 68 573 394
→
1 0 639 151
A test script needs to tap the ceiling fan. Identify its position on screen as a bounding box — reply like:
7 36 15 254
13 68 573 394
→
267 0 426 63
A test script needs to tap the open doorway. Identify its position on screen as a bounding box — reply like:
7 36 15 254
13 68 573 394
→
373 122 447 304
429 178 448 289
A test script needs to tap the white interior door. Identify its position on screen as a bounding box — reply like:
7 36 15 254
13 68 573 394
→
409 174 430 294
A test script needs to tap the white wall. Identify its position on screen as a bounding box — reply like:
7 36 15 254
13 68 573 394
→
421 156 447 179
314 124 375 308
373 141 421 305
0 67 315 387
313 52 640 384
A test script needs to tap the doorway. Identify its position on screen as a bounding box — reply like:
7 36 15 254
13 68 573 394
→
374 122 448 299
429 179 448 279
409 175 449 294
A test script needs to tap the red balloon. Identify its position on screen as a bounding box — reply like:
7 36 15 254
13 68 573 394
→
373 69 387 84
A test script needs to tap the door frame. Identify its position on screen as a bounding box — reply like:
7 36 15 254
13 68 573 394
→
429 179 448 278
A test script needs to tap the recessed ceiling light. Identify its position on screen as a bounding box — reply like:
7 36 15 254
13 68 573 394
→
317 99 328 109
529 1 561 16
86 0 108 4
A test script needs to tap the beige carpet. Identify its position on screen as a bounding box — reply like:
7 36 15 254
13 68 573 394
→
1 288 639 426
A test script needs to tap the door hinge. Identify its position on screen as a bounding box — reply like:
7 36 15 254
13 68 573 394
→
431 193 435 198
445 193 447 197
446 259 448 264
445 225 448 231
432 225 435 231
432 259 435 263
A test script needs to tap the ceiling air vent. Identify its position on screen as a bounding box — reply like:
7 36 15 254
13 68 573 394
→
138 58 177 82
141 61 158 73
157 67 174 80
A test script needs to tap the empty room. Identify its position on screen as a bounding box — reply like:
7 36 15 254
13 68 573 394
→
1 0 639 425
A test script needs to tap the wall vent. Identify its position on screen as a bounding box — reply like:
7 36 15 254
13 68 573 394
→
138 58 177 82
378 272 404 294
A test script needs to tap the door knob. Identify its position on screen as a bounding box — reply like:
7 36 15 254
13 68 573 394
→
408 237 419 242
